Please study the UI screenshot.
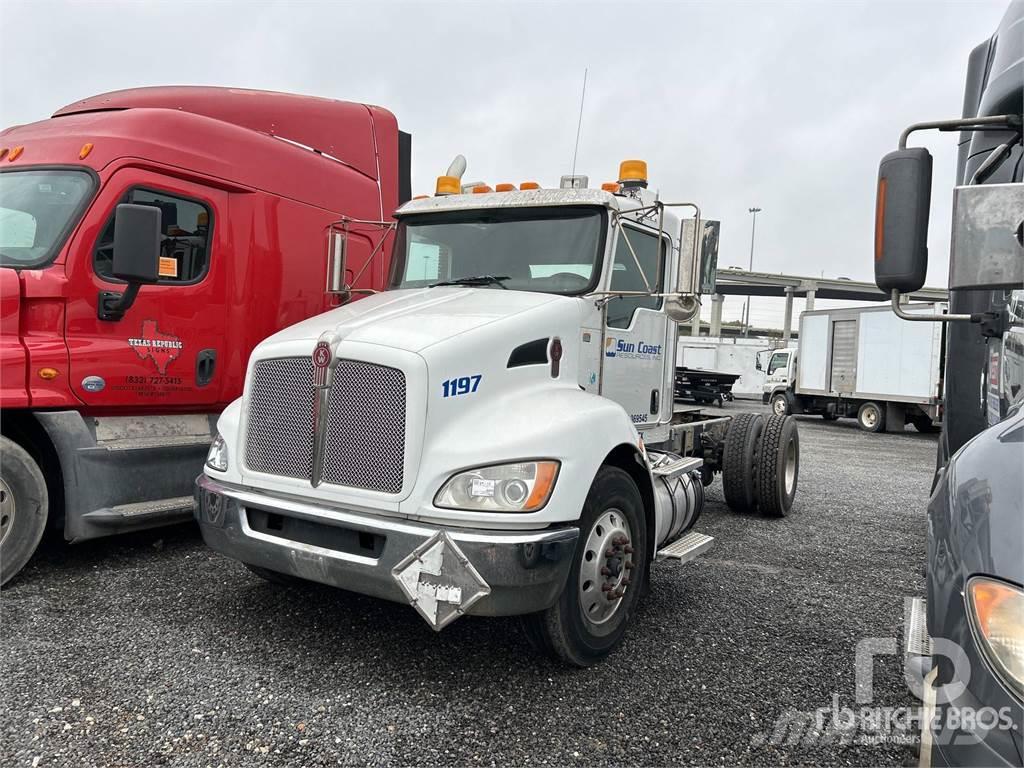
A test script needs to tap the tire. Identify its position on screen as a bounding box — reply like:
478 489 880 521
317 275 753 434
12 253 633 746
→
911 414 940 433
857 402 886 433
756 415 799 517
722 413 764 513
770 392 790 417
521 466 647 667
0 436 49 587
244 563 307 586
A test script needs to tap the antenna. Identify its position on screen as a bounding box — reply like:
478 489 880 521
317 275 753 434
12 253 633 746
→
570 68 588 177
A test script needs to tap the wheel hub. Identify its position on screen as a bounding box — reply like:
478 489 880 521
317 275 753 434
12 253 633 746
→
578 509 633 626
0 476 15 547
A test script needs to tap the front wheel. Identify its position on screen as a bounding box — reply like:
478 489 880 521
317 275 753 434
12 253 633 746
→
522 466 647 667
770 392 790 417
0 437 48 587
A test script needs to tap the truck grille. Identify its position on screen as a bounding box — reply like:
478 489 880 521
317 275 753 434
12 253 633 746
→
244 357 407 494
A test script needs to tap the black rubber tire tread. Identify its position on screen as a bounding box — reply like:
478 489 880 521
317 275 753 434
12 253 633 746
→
521 465 647 667
244 563 307 587
722 413 764 513
756 414 799 518
0 436 48 587
857 401 886 433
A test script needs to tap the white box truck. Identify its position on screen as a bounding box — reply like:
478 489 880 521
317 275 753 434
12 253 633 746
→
760 303 945 432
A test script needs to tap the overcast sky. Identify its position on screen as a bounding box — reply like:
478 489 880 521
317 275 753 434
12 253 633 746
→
2 0 1009 326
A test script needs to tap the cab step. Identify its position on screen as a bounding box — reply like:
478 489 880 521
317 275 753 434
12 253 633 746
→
905 596 931 657
81 496 194 527
656 531 714 562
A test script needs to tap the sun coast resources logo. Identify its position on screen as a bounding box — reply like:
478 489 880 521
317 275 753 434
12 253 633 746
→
128 320 183 374
605 337 663 360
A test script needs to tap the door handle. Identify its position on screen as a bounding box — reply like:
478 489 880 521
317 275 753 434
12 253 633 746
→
196 349 216 387
650 388 660 415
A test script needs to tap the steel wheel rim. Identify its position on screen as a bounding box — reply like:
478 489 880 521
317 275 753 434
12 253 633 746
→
578 508 633 626
0 477 15 547
863 407 878 428
783 436 797 495
772 397 787 416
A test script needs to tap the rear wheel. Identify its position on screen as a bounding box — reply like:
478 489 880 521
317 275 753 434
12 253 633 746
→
0 437 48 587
756 415 799 517
770 393 790 417
857 402 885 433
521 466 647 667
722 413 764 513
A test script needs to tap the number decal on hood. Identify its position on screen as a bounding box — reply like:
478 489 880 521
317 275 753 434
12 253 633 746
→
442 375 482 398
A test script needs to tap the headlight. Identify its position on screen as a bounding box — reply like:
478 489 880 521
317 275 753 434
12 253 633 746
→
206 433 229 472
435 461 559 512
966 576 1024 699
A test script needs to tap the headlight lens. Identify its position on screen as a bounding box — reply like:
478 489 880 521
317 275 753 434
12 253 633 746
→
966 576 1024 699
206 433 229 472
435 461 559 512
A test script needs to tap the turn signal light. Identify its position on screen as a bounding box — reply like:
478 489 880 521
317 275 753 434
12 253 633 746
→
38 368 59 380
435 175 461 196
874 177 887 262
520 181 540 190
8 146 24 162
618 159 647 183
495 183 517 192
79 143 94 159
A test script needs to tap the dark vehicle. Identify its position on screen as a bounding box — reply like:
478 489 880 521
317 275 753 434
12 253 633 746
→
873 2 1023 764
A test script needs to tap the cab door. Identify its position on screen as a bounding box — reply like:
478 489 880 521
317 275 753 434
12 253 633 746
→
600 223 671 426
64 169 229 409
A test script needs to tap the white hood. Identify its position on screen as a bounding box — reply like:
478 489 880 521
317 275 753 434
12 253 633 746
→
259 288 571 353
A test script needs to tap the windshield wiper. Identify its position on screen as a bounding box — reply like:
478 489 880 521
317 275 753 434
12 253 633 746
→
429 275 510 289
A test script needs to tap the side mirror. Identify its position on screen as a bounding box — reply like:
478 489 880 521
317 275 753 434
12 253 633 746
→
755 355 763 371
326 228 349 294
98 204 162 321
874 148 932 294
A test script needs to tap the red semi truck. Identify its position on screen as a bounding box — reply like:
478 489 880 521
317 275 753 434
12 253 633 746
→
0 86 410 584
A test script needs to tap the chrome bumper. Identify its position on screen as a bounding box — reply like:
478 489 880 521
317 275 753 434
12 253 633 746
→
194 475 578 628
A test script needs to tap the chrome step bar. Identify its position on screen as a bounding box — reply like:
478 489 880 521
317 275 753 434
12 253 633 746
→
656 531 714 563
905 596 931 657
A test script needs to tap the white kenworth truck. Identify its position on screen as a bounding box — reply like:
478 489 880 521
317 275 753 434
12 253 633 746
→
194 160 800 666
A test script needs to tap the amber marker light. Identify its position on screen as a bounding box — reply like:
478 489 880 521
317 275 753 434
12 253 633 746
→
38 368 59 380
8 146 24 162
79 143 94 159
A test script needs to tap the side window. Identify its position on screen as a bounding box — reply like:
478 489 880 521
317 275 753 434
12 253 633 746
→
94 189 211 283
767 353 788 375
606 226 665 329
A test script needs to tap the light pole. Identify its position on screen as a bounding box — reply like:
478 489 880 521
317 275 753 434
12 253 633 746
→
743 207 762 337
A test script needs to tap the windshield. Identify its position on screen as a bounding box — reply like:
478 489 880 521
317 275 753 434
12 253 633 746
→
389 206 606 295
0 169 96 268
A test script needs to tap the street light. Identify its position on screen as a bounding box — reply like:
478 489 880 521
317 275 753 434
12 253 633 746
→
743 207 762 337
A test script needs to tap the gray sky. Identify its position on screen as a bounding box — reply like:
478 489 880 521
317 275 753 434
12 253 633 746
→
2 0 1008 326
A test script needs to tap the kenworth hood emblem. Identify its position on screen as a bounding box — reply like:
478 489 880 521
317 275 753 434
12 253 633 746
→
311 331 340 486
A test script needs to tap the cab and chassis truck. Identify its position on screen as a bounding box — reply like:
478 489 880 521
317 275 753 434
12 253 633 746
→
0 87 410 584
194 161 801 665
873 1 1023 762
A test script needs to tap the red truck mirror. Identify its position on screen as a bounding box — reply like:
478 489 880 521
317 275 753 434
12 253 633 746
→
874 148 932 294
98 203 162 321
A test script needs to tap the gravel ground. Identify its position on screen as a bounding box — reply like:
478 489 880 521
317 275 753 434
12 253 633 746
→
1 402 937 767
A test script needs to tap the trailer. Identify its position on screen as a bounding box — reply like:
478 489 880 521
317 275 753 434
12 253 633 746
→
194 158 800 666
760 303 945 432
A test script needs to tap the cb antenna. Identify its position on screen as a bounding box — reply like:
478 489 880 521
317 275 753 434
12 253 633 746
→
570 68 588 178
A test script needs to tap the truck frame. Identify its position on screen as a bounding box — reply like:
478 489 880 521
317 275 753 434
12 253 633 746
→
0 87 410 584
195 160 801 665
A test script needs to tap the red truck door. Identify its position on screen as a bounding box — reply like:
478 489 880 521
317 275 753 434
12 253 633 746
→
64 169 231 409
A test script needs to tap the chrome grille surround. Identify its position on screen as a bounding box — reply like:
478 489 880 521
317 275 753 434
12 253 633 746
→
244 357 407 494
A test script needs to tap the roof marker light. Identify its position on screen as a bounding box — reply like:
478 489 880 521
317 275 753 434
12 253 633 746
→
0 148 8 161
79 143 94 159
8 146 24 162
471 185 493 194
435 175 461 196
520 181 540 190
618 159 648 187
601 182 621 193
495 183 517 192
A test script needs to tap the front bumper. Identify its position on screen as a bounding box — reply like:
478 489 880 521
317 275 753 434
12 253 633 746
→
194 474 578 629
